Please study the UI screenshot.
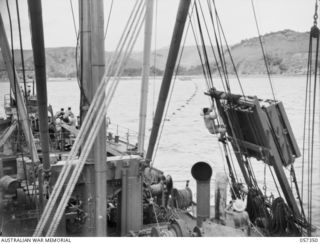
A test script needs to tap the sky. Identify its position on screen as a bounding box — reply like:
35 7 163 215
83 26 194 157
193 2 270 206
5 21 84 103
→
0 0 316 52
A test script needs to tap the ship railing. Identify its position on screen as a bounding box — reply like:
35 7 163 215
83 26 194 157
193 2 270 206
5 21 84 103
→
4 94 10 107
4 122 139 153
107 123 138 149
32 130 76 152
4 94 12 116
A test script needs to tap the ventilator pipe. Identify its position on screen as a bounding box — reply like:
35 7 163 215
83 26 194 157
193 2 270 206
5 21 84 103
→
191 161 212 227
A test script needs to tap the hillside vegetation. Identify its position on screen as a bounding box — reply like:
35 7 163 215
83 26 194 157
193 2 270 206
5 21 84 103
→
0 30 310 79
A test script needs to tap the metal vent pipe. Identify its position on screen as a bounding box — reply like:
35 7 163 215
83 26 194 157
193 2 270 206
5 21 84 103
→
191 161 212 227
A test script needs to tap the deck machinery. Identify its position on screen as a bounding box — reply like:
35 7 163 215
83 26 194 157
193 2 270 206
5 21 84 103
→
206 87 306 231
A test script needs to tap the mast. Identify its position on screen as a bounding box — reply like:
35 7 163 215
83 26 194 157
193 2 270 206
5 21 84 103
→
0 13 39 164
137 0 154 155
79 0 107 236
27 0 51 177
91 0 107 236
145 0 191 165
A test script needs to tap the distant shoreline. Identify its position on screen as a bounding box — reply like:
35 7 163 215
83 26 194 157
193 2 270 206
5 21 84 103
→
0 73 308 83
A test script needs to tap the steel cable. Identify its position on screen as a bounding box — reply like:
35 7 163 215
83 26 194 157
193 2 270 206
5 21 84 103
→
45 2 146 236
250 0 276 101
33 0 145 236
150 2 194 167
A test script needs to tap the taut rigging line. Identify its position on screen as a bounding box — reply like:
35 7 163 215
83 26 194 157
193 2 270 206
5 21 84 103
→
250 0 276 101
302 0 320 235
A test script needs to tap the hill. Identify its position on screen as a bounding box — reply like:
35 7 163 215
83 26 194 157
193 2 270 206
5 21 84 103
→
227 29 309 75
0 47 142 78
0 29 311 79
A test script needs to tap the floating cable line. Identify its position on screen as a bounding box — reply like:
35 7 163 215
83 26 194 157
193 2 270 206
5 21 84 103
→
164 80 198 122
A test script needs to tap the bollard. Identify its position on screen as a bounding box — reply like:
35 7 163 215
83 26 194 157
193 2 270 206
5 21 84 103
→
191 161 212 227
108 132 113 141
115 135 119 143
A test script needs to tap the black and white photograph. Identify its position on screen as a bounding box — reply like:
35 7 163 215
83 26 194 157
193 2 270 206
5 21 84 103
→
0 0 319 241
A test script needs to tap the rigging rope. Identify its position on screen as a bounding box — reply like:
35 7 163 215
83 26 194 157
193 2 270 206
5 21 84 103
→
15 0 35 206
301 2 320 234
308 28 319 236
214 9 231 92
290 165 306 220
197 0 224 89
188 3 212 90
226 142 239 182
250 0 276 101
211 0 246 97
150 3 194 167
34 0 146 236
300 30 311 230
207 0 230 92
69 0 89 121
69 0 78 39
268 165 281 198
194 2 214 89
104 0 114 40
190 0 255 195
5 0 24 171
152 0 158 120
15 0 28 106
6 0 17 104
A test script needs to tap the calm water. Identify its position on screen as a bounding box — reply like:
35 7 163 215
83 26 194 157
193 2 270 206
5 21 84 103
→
0 76 319 227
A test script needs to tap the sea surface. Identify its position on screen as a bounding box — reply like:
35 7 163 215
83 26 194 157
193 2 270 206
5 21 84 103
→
0 75 319 227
